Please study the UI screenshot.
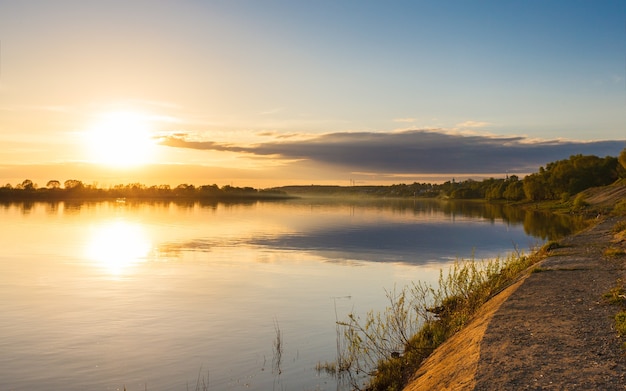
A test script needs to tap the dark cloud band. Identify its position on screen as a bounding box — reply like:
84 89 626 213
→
160 130 625 175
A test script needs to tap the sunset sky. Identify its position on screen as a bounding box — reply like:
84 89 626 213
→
1 1 624 188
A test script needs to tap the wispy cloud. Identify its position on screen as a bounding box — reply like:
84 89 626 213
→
159 129 625 175
456 120 491 128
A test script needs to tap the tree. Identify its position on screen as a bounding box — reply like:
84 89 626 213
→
619 147 626 178
64 179 84 190
46 180 61 189
18 179 35 190
523 173 547 201
503 178 525 201
523 154 619 200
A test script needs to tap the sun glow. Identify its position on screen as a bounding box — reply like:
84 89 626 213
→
84 111 157 167
85 220 152 275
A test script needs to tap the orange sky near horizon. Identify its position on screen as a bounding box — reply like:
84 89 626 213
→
1 2 624 188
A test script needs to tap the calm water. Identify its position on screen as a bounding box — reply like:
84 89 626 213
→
0 199 584 390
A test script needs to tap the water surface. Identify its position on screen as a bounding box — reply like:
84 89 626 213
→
0 199 584 390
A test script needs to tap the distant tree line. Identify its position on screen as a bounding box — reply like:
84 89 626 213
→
2 150 625 202
0 180 290 201
439 153 621 201
278 151 626 202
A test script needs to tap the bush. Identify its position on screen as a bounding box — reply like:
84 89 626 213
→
573 194 589 209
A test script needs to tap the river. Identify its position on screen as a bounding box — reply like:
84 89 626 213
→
0 198 585 390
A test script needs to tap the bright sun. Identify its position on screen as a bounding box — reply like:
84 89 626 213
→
84 111 157 167
85 220 152 275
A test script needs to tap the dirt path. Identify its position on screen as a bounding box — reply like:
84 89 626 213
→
474 216 626 390
405 216 626 390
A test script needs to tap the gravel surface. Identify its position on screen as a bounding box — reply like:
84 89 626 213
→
474 216 626 390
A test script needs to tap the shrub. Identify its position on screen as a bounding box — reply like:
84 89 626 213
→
573 193 589 209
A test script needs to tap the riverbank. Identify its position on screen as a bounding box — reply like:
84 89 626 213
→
404 213 626 390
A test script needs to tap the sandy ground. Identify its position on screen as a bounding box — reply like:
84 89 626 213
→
404 215 626 390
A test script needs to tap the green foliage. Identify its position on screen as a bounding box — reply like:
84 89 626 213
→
604 277 626 350
615 311 626 336
523 154 619 201
603 280 626 305
618 148 626 178
572 193 589 209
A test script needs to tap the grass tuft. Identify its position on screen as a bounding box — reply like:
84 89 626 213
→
603 280 626 305
613 200 626 216
615 311 626 336
604 247 626 258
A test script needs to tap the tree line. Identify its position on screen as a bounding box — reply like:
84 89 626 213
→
278 150 626 201
446 151 625 201
0 180 290 201
2 149 625 202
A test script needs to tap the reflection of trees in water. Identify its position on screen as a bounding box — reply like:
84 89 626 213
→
522 211 588 240
441 201 588 240
0 198 587 241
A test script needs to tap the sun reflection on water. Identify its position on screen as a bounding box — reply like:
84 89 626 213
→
85 220 152 275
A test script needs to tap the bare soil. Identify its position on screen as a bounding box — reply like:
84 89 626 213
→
404 215 626 390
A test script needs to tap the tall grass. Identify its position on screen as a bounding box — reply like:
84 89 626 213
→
332 246 547 390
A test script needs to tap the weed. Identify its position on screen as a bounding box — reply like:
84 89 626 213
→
604 247 626 258
613 200 626 216
612 220 626 234
573 194 589 210
333 249 542 390
603 280 626 305
541 240 561 252
272 318 283 375
615 311 626 336
315 361 337 375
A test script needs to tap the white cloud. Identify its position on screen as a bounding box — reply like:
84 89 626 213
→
456 120 491 128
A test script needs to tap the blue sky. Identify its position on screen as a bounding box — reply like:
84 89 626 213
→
0 1 624 186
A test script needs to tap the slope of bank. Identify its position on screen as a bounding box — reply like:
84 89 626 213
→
405 214 626 390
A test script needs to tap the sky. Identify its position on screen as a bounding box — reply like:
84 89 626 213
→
0 0 624 188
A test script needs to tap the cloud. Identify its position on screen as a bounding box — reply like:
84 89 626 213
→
159 129 625 175
456 120 491 128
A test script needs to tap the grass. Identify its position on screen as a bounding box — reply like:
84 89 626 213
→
604 247 626 258
273 318 283 375
613 199 626 215
615 311 626 337
603 280 626 305
329 244 550 391
603 279 626 348
613 219 626 233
